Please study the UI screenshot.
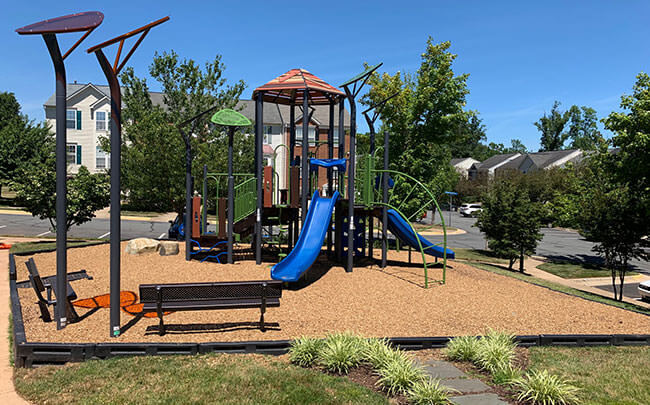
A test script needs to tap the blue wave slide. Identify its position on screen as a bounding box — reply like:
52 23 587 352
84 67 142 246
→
271 190 340 282
386 209 455 259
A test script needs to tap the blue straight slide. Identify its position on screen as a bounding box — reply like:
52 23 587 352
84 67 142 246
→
271 190 340 282
386 209 455 259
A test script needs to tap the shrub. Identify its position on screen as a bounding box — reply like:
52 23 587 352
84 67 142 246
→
444 335 481 362
407 378 456 405
514 369 580 405
376 354 426 395
362 338 400 369
317 332 365 373
474 330 516 373
492 363 523 386
288 336 324 367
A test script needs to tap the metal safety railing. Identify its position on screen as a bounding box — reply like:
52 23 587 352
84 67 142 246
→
234 177 257 223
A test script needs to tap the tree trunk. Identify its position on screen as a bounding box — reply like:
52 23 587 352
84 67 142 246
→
610 268 618 301
618 259 627 302
519 247 525 273
508 258 514 271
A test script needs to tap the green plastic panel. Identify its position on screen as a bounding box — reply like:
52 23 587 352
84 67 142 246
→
210 109 251 127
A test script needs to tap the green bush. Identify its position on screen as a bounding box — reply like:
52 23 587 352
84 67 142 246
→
444 335 481 362
376 354 426 395
289 336 324 367
407 377 455 405
317 332 365 373
491 363 523 386
514 369 580 405
362 338 400 369
474 330 517 374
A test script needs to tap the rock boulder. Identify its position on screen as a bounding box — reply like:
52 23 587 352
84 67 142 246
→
125 238 160 255
159 241 179 256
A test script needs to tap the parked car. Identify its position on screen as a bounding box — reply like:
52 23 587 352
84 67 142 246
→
639 280 650 303
459 203 482 217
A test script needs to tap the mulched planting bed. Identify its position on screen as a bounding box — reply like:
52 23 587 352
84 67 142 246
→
15 242 650 343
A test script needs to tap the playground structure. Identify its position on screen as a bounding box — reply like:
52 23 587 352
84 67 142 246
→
182 66 455 288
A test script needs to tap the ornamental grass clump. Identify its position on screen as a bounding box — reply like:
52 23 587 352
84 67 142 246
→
407 378 456 405
514 369 580 405
362 338 399 369
474 330 517 374
491 363 523 386
376 353 426 395
288 336 324 367
317 332 365 374
444 335 481 362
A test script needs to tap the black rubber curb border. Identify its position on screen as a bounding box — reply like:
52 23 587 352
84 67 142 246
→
9 254 650 368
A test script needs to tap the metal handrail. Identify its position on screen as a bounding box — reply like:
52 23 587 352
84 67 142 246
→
234 177 257 223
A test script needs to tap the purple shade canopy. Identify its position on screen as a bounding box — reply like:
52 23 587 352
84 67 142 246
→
16 11 103 35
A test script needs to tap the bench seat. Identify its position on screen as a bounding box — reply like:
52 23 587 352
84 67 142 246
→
139 280 283 336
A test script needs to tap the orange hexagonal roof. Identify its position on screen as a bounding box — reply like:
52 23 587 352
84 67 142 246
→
253 68 344 105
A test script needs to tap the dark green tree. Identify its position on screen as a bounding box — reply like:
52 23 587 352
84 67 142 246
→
361 38 469 215
105 51 250 213
11 162 109 231
476 175 543 271
567 106 604 150
535 101 570 151
0 92 53 198
576 72 650 301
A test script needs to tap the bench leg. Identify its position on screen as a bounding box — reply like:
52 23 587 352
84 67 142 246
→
66 298 80 323
37 302 52 322
259 308 265 332
157 307 165 336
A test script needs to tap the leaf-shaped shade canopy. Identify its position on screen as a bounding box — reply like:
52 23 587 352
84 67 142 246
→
210 109 251 127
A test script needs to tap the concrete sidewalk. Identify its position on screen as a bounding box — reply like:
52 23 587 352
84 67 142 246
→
0 207 176 223
0 237 34 404
524 257 650 310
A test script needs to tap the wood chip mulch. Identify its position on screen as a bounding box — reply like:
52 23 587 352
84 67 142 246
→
15 242 650 344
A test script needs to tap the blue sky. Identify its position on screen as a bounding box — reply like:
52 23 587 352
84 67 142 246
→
2 1 648 151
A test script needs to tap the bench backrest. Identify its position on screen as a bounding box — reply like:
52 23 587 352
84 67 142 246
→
25 258 46 294
139 280 283 304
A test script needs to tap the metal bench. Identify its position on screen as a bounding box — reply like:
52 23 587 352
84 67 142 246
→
138 280 283 336
25 258 81 323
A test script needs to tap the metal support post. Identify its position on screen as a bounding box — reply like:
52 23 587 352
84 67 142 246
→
43 34 68 330
227 127 234 263
255 92 263 264
345 88 356 273
301 94 309 224
382 130 389 268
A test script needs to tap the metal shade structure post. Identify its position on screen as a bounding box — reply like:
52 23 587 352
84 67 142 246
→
177 105 221 261
255 92 264 264
16 11 104 330
301 94 309 223
382 130 390 268
210 109 252 264
340 63 382 272
87 16 169 338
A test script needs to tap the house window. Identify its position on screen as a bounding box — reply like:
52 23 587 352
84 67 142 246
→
296 126 316 146
66 110 76 129
96 146 110 169
96 111 107 131
263 125 272 144
67 143 81 165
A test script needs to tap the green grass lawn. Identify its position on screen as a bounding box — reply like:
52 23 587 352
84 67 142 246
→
14 354 387 405
528 346 650 405
538 260 638 279
452 248 508 264
120 210 164 218
9 240 106 255
469 262 650 315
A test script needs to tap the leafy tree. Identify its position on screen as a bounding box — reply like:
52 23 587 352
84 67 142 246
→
535 101 570 151
362 38 469 216
0 92 53 197
103 51 250 213
11 161 109 231
576 72 650 301
508 139 528 154
476 175 543 271
567 106 604 150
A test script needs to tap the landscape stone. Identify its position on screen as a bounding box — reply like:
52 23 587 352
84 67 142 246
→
441 378 491 394
159 241 179 256
419 360 466 379
125 238 160 255
450 393 508 405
